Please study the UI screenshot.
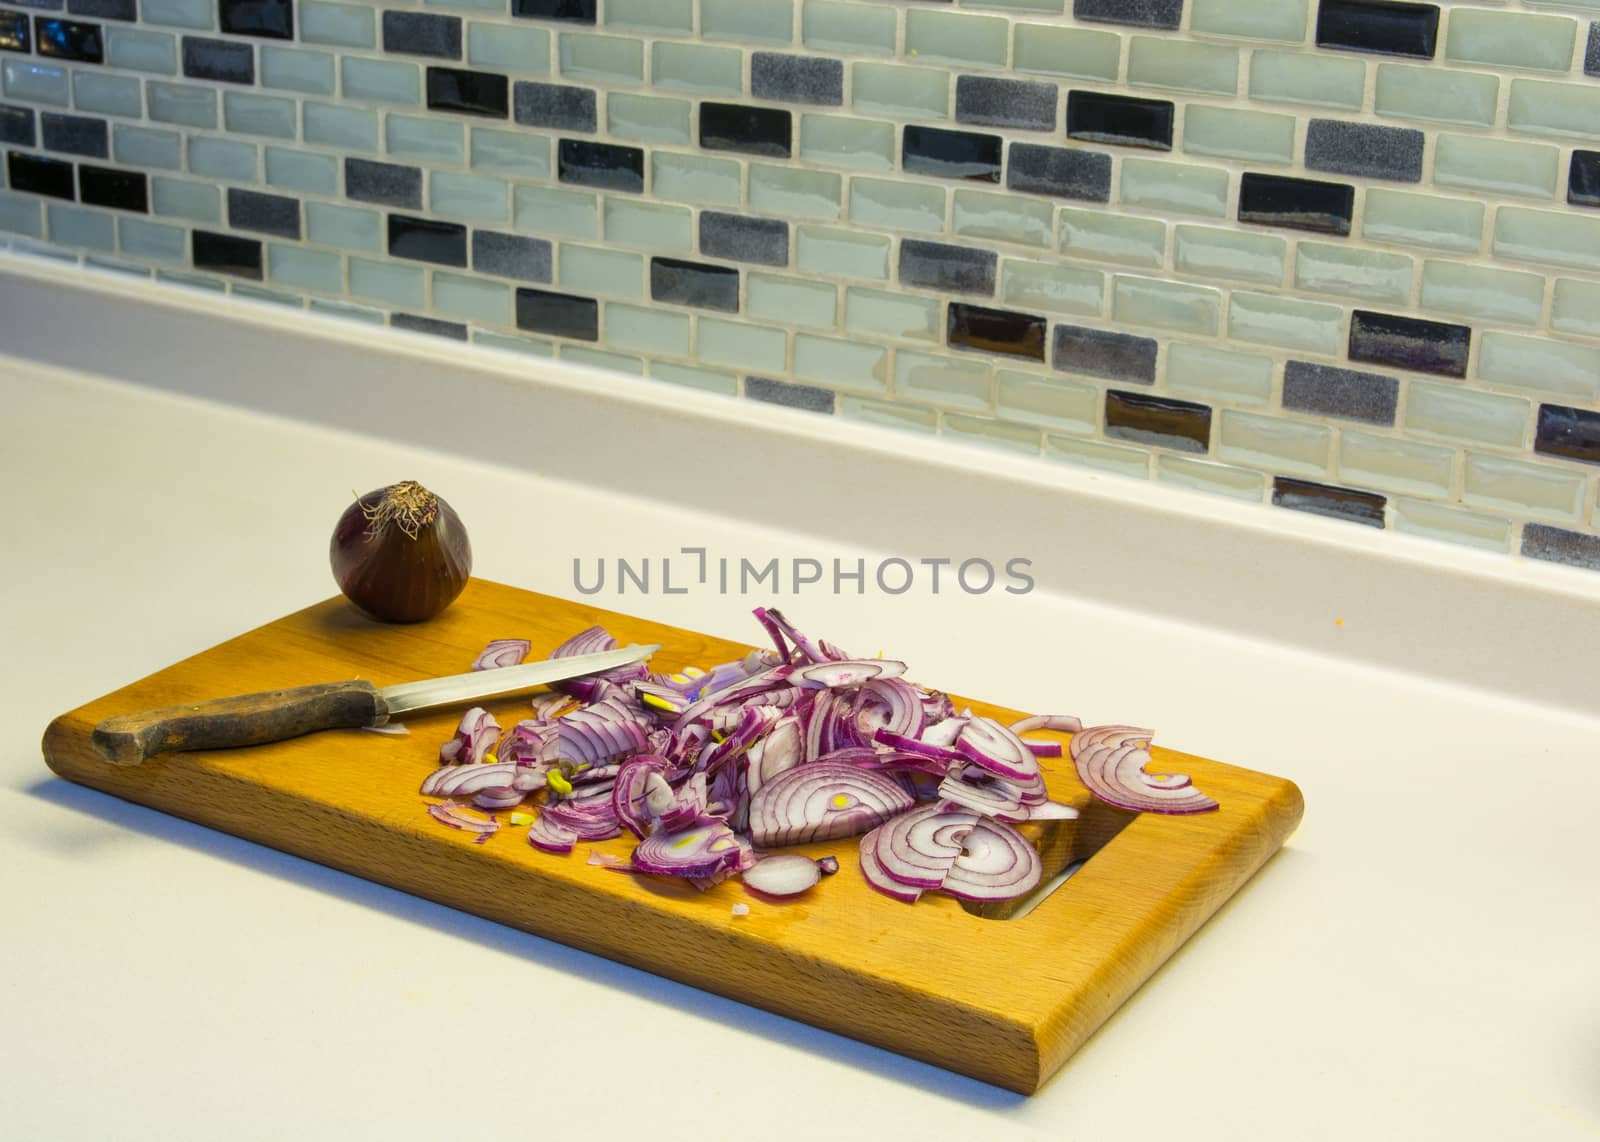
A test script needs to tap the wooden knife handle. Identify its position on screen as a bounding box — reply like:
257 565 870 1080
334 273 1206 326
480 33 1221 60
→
91 681 390 766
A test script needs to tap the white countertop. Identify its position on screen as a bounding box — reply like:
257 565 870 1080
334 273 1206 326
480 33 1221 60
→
3 258 1596 1140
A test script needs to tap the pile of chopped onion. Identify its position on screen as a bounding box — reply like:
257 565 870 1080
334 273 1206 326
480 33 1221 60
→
417 609 1217 905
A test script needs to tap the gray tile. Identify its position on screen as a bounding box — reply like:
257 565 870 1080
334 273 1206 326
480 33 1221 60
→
228 188 301 239
746 376 836 414
898 239 996 296
700 211 789 267
1075 0 1180 30
345 157 422 209
955 76 1058 132
1007 143 1111 203
1282 361 1399 427
41 113 108 159
1588 24 1599 78
392 313 468 341
1522 524 1600 571
381 11 461 60
472 229 552 283
513 81 596 132
1053 324 1158 384
751 52 843 107
1305 119 1423 184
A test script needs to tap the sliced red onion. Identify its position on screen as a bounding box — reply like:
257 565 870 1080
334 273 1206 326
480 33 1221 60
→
527 812 578 854
630 820 745 878
1026 801 1080 822
872 729 964 765
920 717 968 749
747 761 914 848
742 854 821 898
420 759 521 798
656 771 709 832
850 677 924 743
793 659 908 689
551 624 650 700
746 711 801 795
1010 713 1084 736
541 797 622 841
871 804 976 890
472 787 524 811
1069 725 1219 815
612 756 671 840
1023 741 1063 758
816 855 840 876
500 719 559 766
529 692 577 720
936 818 1041 902
955 716 1040 783
438 707 500 766
472 638 531 671
857 823 922 904
758 608 839 664
936 769 1026 820
427 803 499 842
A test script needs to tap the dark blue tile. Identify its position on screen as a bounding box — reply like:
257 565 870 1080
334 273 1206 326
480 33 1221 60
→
0 11 31 53
7 150 74 199
388 214 468 267
512 0 595 22
78 163 146 212
1348 309 1470 378
515 287 599 340
40 112 107 158
903 125 1002 183
1239 172 1355 236
34 16 103 63
1105 390 1212 453
700 102 791 158
1272 477 1386 528
219 0 293 40
229 187 300 239
1535 404 1600 466
1066 90 1173 150
426 67 510 117
193 229 262 279
1568 151 1600 209
67 0 135 20
558 138 643 192
182 36 253 84
1317 0 1439 59
947 302 1046 361
0 105 35 147
650 256 739 312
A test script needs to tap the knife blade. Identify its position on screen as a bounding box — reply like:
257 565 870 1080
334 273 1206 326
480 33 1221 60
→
90 643 660 767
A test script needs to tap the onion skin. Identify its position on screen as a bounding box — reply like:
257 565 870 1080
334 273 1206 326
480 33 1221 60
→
331 481 471 623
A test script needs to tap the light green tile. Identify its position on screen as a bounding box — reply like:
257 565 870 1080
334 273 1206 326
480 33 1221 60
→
651 151 742 207
473 329 554 356
1228 292 1343 355
467 21 550 75
964 0 1063 11
1059 207 1166 268
607 92 691 145
425 0 505 12
804 1 896 56
117 217 186 262
306 202 382 252
1494 206 1600 271
1374 63 1498 128
1187 0 1307 43
1552 278 1600 339
947 415 1042 455
2 60 68 106
188 136 256 182
141 0 211 29
895 350 993 411
429 171 509 223
750 164 842 221
799 114 896 172
114 124 182 170
265 147 338 196
470 127 548 179
650 361 738 397
1119 157 1229 218
151 176 218 222
559 33 644 83
147 81 215 127
349 257 425 308
605 301 690 356
1433 133 1559 199
1463 453 1587 522
156 269 226 292
1217 409 1332 477
301 1 375 48
260 46 335 95
603 198 692 253
1506 78 1600 140
1128 35 1238 95
1165 342 1274 407
747 272 837 329
433 272 511 326
105 27 177 75
1361 188 1483 253
1445 9 1576 73
224 91 297 139
851 63 949 120
845 286 941 343
839 395 938 434
1112 275 1220 336
513 185 597 239
1338 430 1453 498
1295 242 1413 304
1012 21 1121 80
310 297 386 325
1174 224 1285 286
605 0 693 32
794 334 890 392
559 243 642 297
952 189 1053 247
1420 259 1544 326
562 346 643 374
304 102 379 152
1249 49 1364 109
388 114 465 164
1181 104 1296 164
1156 456 1269 502
1390 499 1511 553
48 205 115 252
85 255 150 279
342 57 421 105
995 369 1097 432
905 8 1008 68
1045 434 1151 478
651 42 744 96
850 177 945 234
73 71 141 118
699 317 788 373
1000 259 1104 316
268 243 343 293
700 0 794 44
795 225 890 280
1477 331 1600 402
1404 380 1529 448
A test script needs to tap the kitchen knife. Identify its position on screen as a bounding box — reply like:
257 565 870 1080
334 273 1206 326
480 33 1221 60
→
90 644 660 767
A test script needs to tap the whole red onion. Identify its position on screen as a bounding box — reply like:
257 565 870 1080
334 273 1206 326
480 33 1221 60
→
330 481 471 623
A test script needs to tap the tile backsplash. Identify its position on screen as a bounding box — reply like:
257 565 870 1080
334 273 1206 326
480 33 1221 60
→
3 0 1600 570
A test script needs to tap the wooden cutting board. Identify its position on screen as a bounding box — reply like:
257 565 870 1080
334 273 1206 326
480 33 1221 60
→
42 579 1303 1094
